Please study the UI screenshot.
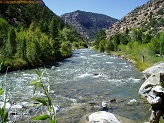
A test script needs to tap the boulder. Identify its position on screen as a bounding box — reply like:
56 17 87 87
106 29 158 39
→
80 111 139 123
139 62 164 97
86 111 120 123
139 72 164 97
142 62 164 78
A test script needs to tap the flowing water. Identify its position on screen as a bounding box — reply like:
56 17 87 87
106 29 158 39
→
0 48 150 122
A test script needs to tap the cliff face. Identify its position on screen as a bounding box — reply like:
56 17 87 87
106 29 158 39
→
61 10 118 41
106 0 164 37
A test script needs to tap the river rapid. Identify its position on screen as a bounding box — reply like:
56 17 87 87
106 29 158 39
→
0 48 150 122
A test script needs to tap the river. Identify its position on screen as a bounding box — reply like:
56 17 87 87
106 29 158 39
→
0 48 150 122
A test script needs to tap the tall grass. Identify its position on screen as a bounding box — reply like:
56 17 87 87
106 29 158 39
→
30 70 57 123
0 62 9 123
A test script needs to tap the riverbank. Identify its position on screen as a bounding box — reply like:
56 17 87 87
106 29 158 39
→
0 53 70 73
108 51 164 71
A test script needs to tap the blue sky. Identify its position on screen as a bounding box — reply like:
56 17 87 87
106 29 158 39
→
43 0 150 19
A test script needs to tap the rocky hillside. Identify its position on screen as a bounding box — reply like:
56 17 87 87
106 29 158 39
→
61 10 118 41
106 0 164 37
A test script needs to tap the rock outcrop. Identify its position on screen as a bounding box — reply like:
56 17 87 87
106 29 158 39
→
106 0 164 37
139 73 163 97
143 62 164 78
139 62 164 97
61 10 118 41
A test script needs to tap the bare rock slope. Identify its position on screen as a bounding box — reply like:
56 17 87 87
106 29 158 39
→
106 0 164 37
61 10 118 40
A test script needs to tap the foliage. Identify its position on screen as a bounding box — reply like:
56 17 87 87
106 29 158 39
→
16 25 55 66
94 29 106 50
60 41 72 57
105 39 114 53
30 70 56 123
94 26 164 71
49 16 59 39
0 88 8 123
159 32 164 56
0 18 9 47
5 27 16 57
131 28 143 43
0 4 87 72
0 62 9 123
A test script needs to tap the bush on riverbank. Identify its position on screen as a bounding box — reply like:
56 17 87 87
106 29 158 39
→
94 29 164 71
0 57 28 72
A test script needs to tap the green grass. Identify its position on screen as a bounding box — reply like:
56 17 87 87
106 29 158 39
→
112 51 164 71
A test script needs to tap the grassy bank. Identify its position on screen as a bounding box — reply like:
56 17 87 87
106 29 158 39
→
110 51 164 71
94 28 164 72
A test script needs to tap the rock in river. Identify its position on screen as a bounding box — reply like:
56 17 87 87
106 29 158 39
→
86 111 120 123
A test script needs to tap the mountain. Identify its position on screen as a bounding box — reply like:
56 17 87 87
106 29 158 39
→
106 0 164 37
0 4 61 29
61 10 118 41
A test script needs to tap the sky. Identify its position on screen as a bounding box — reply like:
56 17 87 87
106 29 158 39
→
43 0 150 20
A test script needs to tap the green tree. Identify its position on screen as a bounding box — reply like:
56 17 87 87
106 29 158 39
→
94 29 106 50
149 37 160 55
5 27 16 57
120 33 130 45
99 40 105 52
137 28 143 43
49 16 58 39
26 35 40 66
159 32 164 56
16 31 27 59
49 16 61 61
60 41 72 57
105 39 114 52
125 28 129 35
142 33 151 44
131 28 143 43
0 18 9 47
131 28 138 41
111 34 120 51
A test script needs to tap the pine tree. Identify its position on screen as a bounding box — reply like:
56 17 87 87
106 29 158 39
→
16 31 26 59
49 16 61 61
5 27 16 57
49 16 58 39
0 18 9 47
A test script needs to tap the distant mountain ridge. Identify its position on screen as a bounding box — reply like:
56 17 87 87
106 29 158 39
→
106 0 164 37
61 10 118 41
